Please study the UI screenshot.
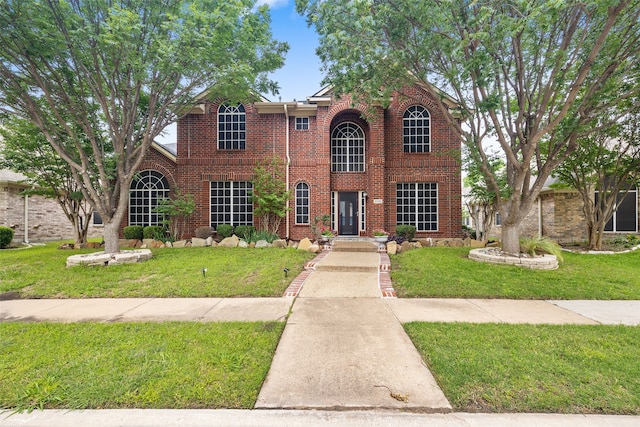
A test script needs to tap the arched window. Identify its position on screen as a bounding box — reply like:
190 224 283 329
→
295 182 310 224
403 105 430 153
218 103 246 150
331 122 365 172
129 170 170 227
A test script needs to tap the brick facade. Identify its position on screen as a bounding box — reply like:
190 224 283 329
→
126 86 463 241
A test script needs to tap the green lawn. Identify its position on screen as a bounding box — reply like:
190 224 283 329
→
0 322 283 411
0 242 315 298
405 322 640 414
391 247 640 299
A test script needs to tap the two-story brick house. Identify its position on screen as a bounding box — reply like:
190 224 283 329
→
126 85 462 241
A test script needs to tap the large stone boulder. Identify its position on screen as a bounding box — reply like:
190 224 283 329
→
218 235 240 248
238 240 249 248
172 240 188 248
272 239 287 248
191 237 206 247
205 236 214 247
386 241 398 255
308 243 320 253
255 239 270 248
297 238 312 251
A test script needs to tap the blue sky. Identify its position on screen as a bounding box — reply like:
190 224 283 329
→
157 0 322 144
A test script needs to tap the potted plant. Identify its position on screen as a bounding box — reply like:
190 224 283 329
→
373 229 389 242
320 226 336 241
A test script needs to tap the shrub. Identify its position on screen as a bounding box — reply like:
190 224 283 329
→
234 225 256 241
388 235 406 245
123 225 143 240
216 224 234 239
520 236 564 263
194 226 215 239
246 229 280 243
0 226 14 248
144 226 166 240
395 225 416 240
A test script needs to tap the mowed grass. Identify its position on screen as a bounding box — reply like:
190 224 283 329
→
405 323 640 414
391 247 640 299
0 242 315 298
0 321 283 411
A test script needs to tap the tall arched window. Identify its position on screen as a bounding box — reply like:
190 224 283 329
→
218 103 246 150
331 122 365 172
295 182 310 224
129 170 170 227
403 105 430 153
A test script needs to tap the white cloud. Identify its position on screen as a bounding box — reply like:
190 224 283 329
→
256 0 289 9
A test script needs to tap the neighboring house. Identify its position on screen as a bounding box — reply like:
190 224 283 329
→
124 85 463 241
0 169 103 243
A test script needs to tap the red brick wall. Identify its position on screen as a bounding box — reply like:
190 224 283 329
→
129 86 462 241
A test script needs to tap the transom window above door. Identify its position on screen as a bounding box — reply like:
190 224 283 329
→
331 122 365 172
218 104 246 150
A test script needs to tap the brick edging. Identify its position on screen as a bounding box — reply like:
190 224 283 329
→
282 250 330 297
379 252 397 298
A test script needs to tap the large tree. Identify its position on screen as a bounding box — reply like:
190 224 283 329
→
553 104 640 250
0 114 104 247
297 0 640 255
0 0 287 254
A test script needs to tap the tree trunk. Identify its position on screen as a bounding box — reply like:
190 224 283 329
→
102 221 121 254
501 222 521 256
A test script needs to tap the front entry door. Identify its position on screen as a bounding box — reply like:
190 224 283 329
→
338 192 358 235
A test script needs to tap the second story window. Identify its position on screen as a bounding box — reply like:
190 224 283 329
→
331 122 365 172
295 117 309 130
403 105 430 153
218 104 246 150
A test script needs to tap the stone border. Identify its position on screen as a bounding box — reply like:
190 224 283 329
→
66 249 153 267
468 248 558 270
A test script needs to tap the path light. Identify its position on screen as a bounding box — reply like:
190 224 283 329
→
202 268 207 278
283 268 290 278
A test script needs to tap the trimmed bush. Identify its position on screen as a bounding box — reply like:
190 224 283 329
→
234 225 256 240
216 224 234 239
395 225 416 240
123 225 143 240
0 226 14 248
194 226 215 239
144 226 166 240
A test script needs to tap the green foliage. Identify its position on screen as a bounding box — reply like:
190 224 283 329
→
0 0 287 252
154 190 195 241
245 230 280 243
0 226 14 248
395 225 416 240
216 224 234 239
234 225 256 241
519 236 564 263
252 156 291 234
608 234 640 249
123 226 143 241
143 226 166 240
312 214 332 237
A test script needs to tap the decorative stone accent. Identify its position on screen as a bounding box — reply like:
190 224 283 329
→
205 236 214 246
468 248 558 270
238 240 249 248
308 243 320 253
255 239 270 248
66 249 153 267
172 240 188 248
151 240 165 249
191 237 206 247
288 240 297 248
272 239 287 248
386 241 398 255
218 235 240 247
297 238 312 251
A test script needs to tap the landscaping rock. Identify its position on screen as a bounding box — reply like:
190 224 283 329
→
255 240 270 248
218 235 239 248
172 240 188 248
386 241 398 255
151 240 165 249
469 239 485 248
191 237 206 247
238 240 248 248
272 239 287 248
298 238 312 251
288 240 297 248
205 236 214 247
308 243 320 253
401 241 413 252
142 238 154 247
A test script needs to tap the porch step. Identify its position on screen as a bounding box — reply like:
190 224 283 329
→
314 251 379 273
331 240 379 253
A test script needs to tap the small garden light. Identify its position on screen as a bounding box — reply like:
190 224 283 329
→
202 267 207 278
283 268 290 278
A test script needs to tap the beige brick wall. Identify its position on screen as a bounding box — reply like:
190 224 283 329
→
1 184 103 243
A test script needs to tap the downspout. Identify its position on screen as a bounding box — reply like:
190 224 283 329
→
284 104 291 240
538 196 542 238
23 194 29 244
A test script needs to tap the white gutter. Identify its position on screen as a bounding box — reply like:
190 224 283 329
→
284 104 291 240
538 196 542 238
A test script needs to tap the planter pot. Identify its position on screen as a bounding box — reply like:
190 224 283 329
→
321 235 330 242
374 236 388 243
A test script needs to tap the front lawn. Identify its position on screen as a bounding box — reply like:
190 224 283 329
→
0 242 315 298
405 322 640 414
0 322 283 411
391 247 640 299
